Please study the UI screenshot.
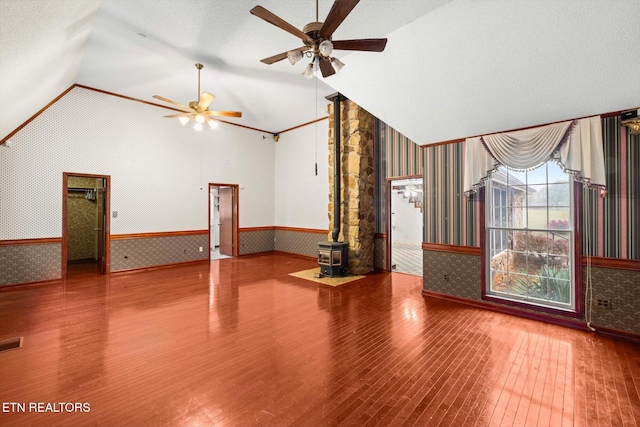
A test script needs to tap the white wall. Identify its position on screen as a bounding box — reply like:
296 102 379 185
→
326 0 640 146
274 119 329 230
391 190 422 246
0 86 275 240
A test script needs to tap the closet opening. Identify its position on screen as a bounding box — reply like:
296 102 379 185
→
62 173 110 278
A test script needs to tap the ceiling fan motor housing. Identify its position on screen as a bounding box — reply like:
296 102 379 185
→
303 21 325 48
303 21 323 36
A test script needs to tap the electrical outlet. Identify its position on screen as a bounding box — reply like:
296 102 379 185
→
444 274 449 281
199 246 203 252
597 299 612 309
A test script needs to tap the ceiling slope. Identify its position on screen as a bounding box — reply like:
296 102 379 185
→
74 0 448 134
0 0 101 141
1 0 448 140
324 0 640 146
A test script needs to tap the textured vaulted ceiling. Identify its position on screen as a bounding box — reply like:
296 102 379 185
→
1 0 639 144
0 0 448 140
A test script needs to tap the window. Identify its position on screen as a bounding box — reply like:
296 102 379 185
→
491 187 508 253
485 162 575 312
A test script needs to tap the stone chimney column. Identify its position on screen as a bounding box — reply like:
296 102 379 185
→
327 98 375 275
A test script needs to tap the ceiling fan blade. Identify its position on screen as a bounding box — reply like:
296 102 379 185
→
319 59 336 78
332 38 387 52
198 91 215 111
319 0 360 39
153 95 192 111
205 110 242 118
164 112 193 118
260 46 308 64
250 6 311 42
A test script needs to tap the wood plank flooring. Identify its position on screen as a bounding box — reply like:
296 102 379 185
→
0 253 639 426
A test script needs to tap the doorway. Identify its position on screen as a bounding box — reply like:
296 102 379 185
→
209 183 239 259
386 176 423 276
62 172 110 278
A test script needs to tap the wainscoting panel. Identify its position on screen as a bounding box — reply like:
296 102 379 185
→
239 228 275 255
0 243 61 286
584 265 640 334
374 234 386 270
110 233 208 272
275 228 326 258
423 249 481 301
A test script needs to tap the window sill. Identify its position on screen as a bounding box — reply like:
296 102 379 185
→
482 294 582 319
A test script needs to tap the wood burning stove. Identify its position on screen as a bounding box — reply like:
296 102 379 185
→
318 241 349 277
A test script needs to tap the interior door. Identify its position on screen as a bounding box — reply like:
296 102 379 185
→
219 187 234 256
96 187 106 274
210 188 220 249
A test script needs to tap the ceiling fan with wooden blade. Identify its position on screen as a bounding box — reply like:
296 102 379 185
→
250 0 387 79
153 63 242 130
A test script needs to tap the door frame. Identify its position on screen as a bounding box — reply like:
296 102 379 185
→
208 183 239 257
62 172 111 278
386 174 423 272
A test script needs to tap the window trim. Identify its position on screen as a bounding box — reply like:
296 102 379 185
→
480 182 583 318
490 187 509 254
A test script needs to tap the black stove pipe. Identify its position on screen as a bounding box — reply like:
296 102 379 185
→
326 93 345 242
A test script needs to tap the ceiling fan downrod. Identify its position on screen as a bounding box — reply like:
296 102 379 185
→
195 63 203 101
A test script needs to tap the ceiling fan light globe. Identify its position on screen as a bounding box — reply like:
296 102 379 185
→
195 114 205 124
287 50 303 65
331 57 345 73
319 40 333 57
178 116 190 126
194 122 203 131
207 119 218 129
302 63 314 79
312 56 320 71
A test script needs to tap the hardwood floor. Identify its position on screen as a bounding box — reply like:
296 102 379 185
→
0 253 639 426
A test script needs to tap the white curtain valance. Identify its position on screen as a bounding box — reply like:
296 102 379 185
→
483 121 573 170
463 116 606 195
